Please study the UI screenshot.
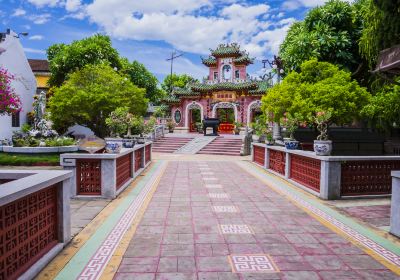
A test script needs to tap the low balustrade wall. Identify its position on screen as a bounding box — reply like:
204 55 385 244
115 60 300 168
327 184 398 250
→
0 170 72 280
61 142 152 199
252 143 400 199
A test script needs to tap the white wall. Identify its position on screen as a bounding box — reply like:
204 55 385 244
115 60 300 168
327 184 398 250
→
0 30 36 139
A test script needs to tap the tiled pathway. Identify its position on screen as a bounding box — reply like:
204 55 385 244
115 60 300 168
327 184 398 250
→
114 161 400 280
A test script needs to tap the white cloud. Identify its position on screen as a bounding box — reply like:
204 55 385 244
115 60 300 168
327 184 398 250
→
27 14 51 24
29 35 44 40
24 47 46 54
86 1 278 57
27 0 60 8
65 0 82 12
283 0 353 10
12 8 26 17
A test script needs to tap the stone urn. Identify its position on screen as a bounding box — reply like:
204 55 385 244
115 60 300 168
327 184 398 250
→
284 138 299 150
314 140 332 156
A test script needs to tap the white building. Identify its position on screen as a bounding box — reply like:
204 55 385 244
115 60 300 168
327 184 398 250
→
0 29 36 139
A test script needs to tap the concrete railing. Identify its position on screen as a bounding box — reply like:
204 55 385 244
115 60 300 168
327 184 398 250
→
0 169 72 280
391 171 400 237
252 143 400 200
61 142 152 199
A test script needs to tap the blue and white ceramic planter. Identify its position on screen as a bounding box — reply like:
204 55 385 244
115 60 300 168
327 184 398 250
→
105 141 121 154
284 139 299 150
314 140 332 156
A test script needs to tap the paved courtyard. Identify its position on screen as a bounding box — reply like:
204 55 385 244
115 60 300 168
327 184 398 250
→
39 155 400 280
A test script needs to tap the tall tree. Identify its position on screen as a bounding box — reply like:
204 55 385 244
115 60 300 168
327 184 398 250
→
47 34 121 87
358 0 400 67
262 59 371 125
280 0 363 74
49 64 148 137
161 74 198 93
120 58 165 103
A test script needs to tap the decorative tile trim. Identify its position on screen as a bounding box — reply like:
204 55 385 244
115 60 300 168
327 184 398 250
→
229 254 279 273
205 184 223 189
219 224 253 234
76 163 166 280
208 193 229 198
213 205 238 213
241 162 400 269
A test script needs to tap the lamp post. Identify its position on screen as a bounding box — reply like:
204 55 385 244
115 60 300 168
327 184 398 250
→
261 55 285 142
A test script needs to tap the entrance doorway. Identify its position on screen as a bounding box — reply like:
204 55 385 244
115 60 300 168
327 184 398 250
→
189 108 201 132
217 108 235 133
250 108 262 123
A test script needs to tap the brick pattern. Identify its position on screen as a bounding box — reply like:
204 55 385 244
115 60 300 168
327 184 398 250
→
114 161 398 280
253 145 265 166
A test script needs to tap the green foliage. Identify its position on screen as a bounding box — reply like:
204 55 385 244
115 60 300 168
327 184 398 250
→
0 153 60 166
129 116 145 135
362 79 400 130
105 107 130 137
358 0 400 67
161 74 198 93
153 106 167 118
120 59 165 103
280 113 302 140
49 64 148 137
47 34 122 87
262 60 371 125
44 137 76 147
280 0 363 73
143 116 157 134
21 123 31 133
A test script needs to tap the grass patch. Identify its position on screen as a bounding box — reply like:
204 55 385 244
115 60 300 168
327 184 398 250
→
0 152 60 166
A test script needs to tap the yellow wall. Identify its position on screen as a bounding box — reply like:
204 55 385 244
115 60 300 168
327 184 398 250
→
36 75 49 88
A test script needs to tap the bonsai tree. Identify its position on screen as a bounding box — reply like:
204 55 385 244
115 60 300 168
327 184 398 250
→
280 113 300 140
233 121 243 135
143 117 157 135
105 107 129 137
166 119 175 132
310 111 332 141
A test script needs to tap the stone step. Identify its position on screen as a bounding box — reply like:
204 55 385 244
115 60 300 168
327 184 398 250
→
197 150 240 155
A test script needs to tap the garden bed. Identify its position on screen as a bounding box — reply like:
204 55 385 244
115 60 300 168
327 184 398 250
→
1 145 78 153
0 152 60 166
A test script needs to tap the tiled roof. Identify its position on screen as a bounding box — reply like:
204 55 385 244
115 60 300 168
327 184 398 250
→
191 81 258 92
210 43 242 58
28 59 49 72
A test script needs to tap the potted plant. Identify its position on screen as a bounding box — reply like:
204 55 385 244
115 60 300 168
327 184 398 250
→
311 111 332 156
281 113 300 150
233 121 243 135
265 128 274 145
196 122 204 133
166 119 175 133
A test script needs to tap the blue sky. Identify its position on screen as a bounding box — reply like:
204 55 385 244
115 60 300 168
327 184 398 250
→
1 0 332 81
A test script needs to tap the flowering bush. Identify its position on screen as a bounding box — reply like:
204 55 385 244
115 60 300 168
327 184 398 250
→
0 68 22 115
280 113 301 140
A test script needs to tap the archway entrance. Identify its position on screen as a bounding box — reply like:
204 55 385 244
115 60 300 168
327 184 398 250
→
189 108 201 132
217 108 235 133
250 108 262 123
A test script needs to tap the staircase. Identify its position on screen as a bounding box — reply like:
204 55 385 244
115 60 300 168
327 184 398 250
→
197 137 242 156
152 136 194 153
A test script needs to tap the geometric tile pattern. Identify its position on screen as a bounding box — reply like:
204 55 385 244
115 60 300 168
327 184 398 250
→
219 224 253 234
76 162 166 280
213 205 238 213
229 254 278 273
208 193 229 198
244 162 400 268
205 184 223 189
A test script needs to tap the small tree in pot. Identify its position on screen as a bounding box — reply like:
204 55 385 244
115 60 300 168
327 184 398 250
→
280 113 300 150
311 111 332 156
166 119 175 133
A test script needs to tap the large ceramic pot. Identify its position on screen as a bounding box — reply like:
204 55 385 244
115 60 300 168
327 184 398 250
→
284 139 299 150
265 139 275 146
105 141 121 153
314 140 332 156
122 139 135 148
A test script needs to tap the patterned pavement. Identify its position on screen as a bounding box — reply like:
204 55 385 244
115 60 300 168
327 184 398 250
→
113 161 400 280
